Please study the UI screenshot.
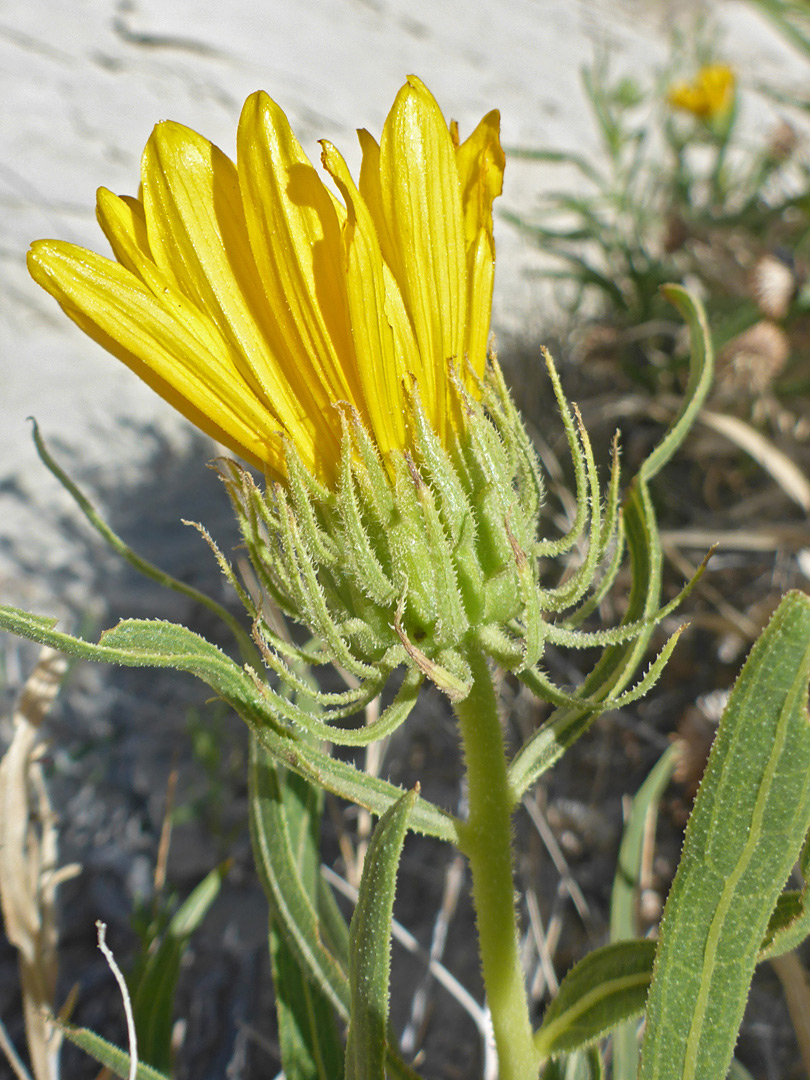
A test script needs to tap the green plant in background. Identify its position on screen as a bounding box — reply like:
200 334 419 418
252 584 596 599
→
128 864 228 1074
750 0 810 63
182 701 246 850
1 73 810 1080
504 38 810 403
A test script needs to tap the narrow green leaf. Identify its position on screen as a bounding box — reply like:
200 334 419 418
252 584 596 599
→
748 0 810 59
59 1023 169 1080
270 919 345 1080
253 728 423 1079
0 606 458 842
280 761 324 898
611 744 679 941
249 736 350 1020
502 146 606 186
533 940 656 1060
30 420 258 664
542 1046 606 1080
0 607 282 713
166 861 228 938
252 721 455 842
639 591 810 1080
638 285 714 483
317 873 351 973
262 732 346 1080
131 863 228 1072
344 787 417 1080
383 1051 425 1080
610 745 679 1080
578 1047 605 1080
128 943 181 1071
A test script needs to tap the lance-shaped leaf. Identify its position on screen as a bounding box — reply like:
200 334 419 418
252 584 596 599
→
249 737 350 1019
317 872 351 974
637 285 714 484
250 728 346 1080
131 862 229 1073
639 591 810 1080
269 921 346 1080
59 1023 170 1080
611 744 679 942
533 940 656 1061
540 1044 606 1079
610 745 680 1080
344 787 417 1080
0 607 458 842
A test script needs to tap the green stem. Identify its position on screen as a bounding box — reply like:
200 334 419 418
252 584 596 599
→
454 644 540 1080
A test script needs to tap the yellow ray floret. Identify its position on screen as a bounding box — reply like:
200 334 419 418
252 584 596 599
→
667 64 736 120
28 76 504 482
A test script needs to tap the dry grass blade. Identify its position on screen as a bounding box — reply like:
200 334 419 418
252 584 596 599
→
0 647 77 1080
525 887 559 1000
660 526 810 552
400 852 466 1057
697 408 810 513
523 793 594 933
597 393 810 512
96 921 138 1080
0 1016 34 1080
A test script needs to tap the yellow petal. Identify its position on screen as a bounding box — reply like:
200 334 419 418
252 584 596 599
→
321 140 420 456
27 240 288 475
237 91 361 421
96 189 153 278
454 110 504 253
357 128 397 274
379 76 468 438
96 186 256 373
140 121 329 468
454 110 503 378
464 230 495 381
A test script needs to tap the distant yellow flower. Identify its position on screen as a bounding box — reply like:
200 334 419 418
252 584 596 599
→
28 77 504 482
667 64 736 120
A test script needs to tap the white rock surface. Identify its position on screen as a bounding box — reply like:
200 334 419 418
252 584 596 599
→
1 0 805 613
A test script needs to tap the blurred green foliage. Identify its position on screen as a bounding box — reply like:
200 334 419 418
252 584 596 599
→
504 35 810 402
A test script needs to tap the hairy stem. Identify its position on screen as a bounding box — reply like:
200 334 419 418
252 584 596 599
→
454 644 539 1080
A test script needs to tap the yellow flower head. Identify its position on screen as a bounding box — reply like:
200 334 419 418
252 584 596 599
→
28 77 504 482
667 63 736 120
